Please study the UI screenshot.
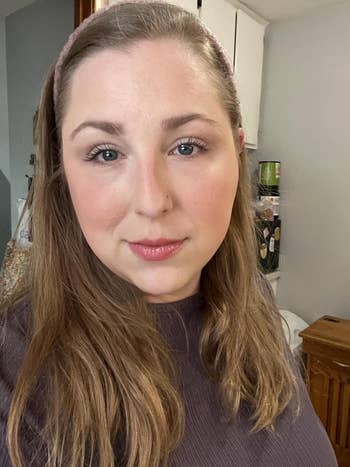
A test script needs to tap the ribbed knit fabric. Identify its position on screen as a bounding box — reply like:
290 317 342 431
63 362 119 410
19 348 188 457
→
0 294 338 466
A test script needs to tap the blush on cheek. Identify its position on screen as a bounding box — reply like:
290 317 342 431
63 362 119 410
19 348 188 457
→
67 176 127 232
198 173 238 229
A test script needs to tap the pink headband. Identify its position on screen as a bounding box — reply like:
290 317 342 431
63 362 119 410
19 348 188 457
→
53 0 235 112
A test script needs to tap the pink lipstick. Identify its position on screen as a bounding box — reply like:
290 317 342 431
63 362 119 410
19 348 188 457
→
128 238 186 261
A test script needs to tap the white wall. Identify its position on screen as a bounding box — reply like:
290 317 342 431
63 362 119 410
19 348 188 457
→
256 0 350 322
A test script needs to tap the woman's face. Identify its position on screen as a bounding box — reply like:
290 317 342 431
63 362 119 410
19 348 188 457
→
61 38 241 303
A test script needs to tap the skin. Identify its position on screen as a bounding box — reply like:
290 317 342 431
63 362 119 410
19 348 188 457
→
61 38 244 303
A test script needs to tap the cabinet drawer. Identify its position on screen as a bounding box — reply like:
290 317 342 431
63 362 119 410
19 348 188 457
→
307 355 350 466
302 339 350 366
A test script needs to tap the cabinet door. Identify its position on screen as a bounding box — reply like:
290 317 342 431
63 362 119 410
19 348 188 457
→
307 354 350 466
200 0 236 66
167 0 199 16
234 9 265 149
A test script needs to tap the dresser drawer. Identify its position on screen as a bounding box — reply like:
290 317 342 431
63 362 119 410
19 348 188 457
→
300 315 350 467
306 354 350 467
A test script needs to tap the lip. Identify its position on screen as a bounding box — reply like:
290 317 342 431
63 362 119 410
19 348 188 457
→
128 239 186 261
129 238 184 246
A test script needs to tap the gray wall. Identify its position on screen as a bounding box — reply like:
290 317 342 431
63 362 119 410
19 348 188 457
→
6 0 74 234
0 16 10 181
256 0 350 321
0 170 11 264
0 16 11 264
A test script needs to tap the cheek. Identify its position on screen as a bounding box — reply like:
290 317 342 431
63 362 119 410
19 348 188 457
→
188 160 238 230
64 164 127 232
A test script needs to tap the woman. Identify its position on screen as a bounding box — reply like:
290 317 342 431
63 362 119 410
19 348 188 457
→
0 1 338 466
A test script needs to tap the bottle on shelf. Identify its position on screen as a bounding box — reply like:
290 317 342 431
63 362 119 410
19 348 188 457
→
255 161 281 274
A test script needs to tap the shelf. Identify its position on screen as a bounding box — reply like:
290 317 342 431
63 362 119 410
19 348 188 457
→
264 270 281 281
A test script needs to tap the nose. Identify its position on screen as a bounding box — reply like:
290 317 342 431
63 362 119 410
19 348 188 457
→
133 159 173 218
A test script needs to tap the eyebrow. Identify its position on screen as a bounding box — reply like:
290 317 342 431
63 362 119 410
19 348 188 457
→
69 113 221 140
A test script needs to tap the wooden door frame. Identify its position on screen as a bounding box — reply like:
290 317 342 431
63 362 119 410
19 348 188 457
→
74 0 109 28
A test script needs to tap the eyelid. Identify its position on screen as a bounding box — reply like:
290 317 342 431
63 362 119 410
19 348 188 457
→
169 136 209 154
87 143 117 156
84 135 209 163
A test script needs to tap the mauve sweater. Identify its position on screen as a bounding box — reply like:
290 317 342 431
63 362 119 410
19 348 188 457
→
0 292 338 466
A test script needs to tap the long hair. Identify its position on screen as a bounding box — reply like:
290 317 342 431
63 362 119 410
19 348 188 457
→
2 2 301 466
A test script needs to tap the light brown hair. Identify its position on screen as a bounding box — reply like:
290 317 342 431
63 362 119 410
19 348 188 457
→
2 2 301 466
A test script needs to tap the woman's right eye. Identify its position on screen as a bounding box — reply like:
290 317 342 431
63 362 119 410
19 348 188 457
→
84 144 120 164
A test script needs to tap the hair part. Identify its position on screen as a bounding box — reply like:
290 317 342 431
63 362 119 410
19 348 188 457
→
3 2 302 466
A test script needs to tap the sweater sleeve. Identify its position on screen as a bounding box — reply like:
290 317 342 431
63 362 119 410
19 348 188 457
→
256 271 338 466
0 299 31 466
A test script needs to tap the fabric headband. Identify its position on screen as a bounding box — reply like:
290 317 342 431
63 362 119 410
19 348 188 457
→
53 0 235 113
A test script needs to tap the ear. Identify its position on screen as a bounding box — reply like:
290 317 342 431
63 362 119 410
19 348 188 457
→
238 127 245 154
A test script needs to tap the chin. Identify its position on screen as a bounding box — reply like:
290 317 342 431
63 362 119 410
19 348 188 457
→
127 269 199 303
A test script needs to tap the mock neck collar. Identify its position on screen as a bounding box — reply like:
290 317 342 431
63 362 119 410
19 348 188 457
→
149 290 205 312
149 290 206 351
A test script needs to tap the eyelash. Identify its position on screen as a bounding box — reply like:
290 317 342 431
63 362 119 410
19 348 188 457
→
83 137 209 165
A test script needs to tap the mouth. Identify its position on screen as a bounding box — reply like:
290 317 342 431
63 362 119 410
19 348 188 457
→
127 238 186 261
129 238 185 247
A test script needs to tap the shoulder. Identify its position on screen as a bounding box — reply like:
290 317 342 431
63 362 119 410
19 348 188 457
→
0 297 31 413
0 298 49 466
266 373 338 466
0 296 31 356
256 270 275 303
0 297 32 463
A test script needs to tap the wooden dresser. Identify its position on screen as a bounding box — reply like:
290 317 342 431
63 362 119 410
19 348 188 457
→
299 315 350 467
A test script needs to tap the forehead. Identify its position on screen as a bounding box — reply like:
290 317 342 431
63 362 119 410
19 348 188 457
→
63 38 229 132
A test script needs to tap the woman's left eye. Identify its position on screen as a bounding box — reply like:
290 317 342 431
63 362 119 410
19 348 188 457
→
84 144 121 164
170 137 209 158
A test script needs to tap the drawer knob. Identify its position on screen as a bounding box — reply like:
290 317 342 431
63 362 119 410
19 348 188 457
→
322 316 340 323
333 360 350 367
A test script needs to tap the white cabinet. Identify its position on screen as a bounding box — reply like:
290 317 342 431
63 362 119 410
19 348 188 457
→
200 0 237 66
108 0 266 149
199 1 266 149
167 0 199 15
234 9 265 149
